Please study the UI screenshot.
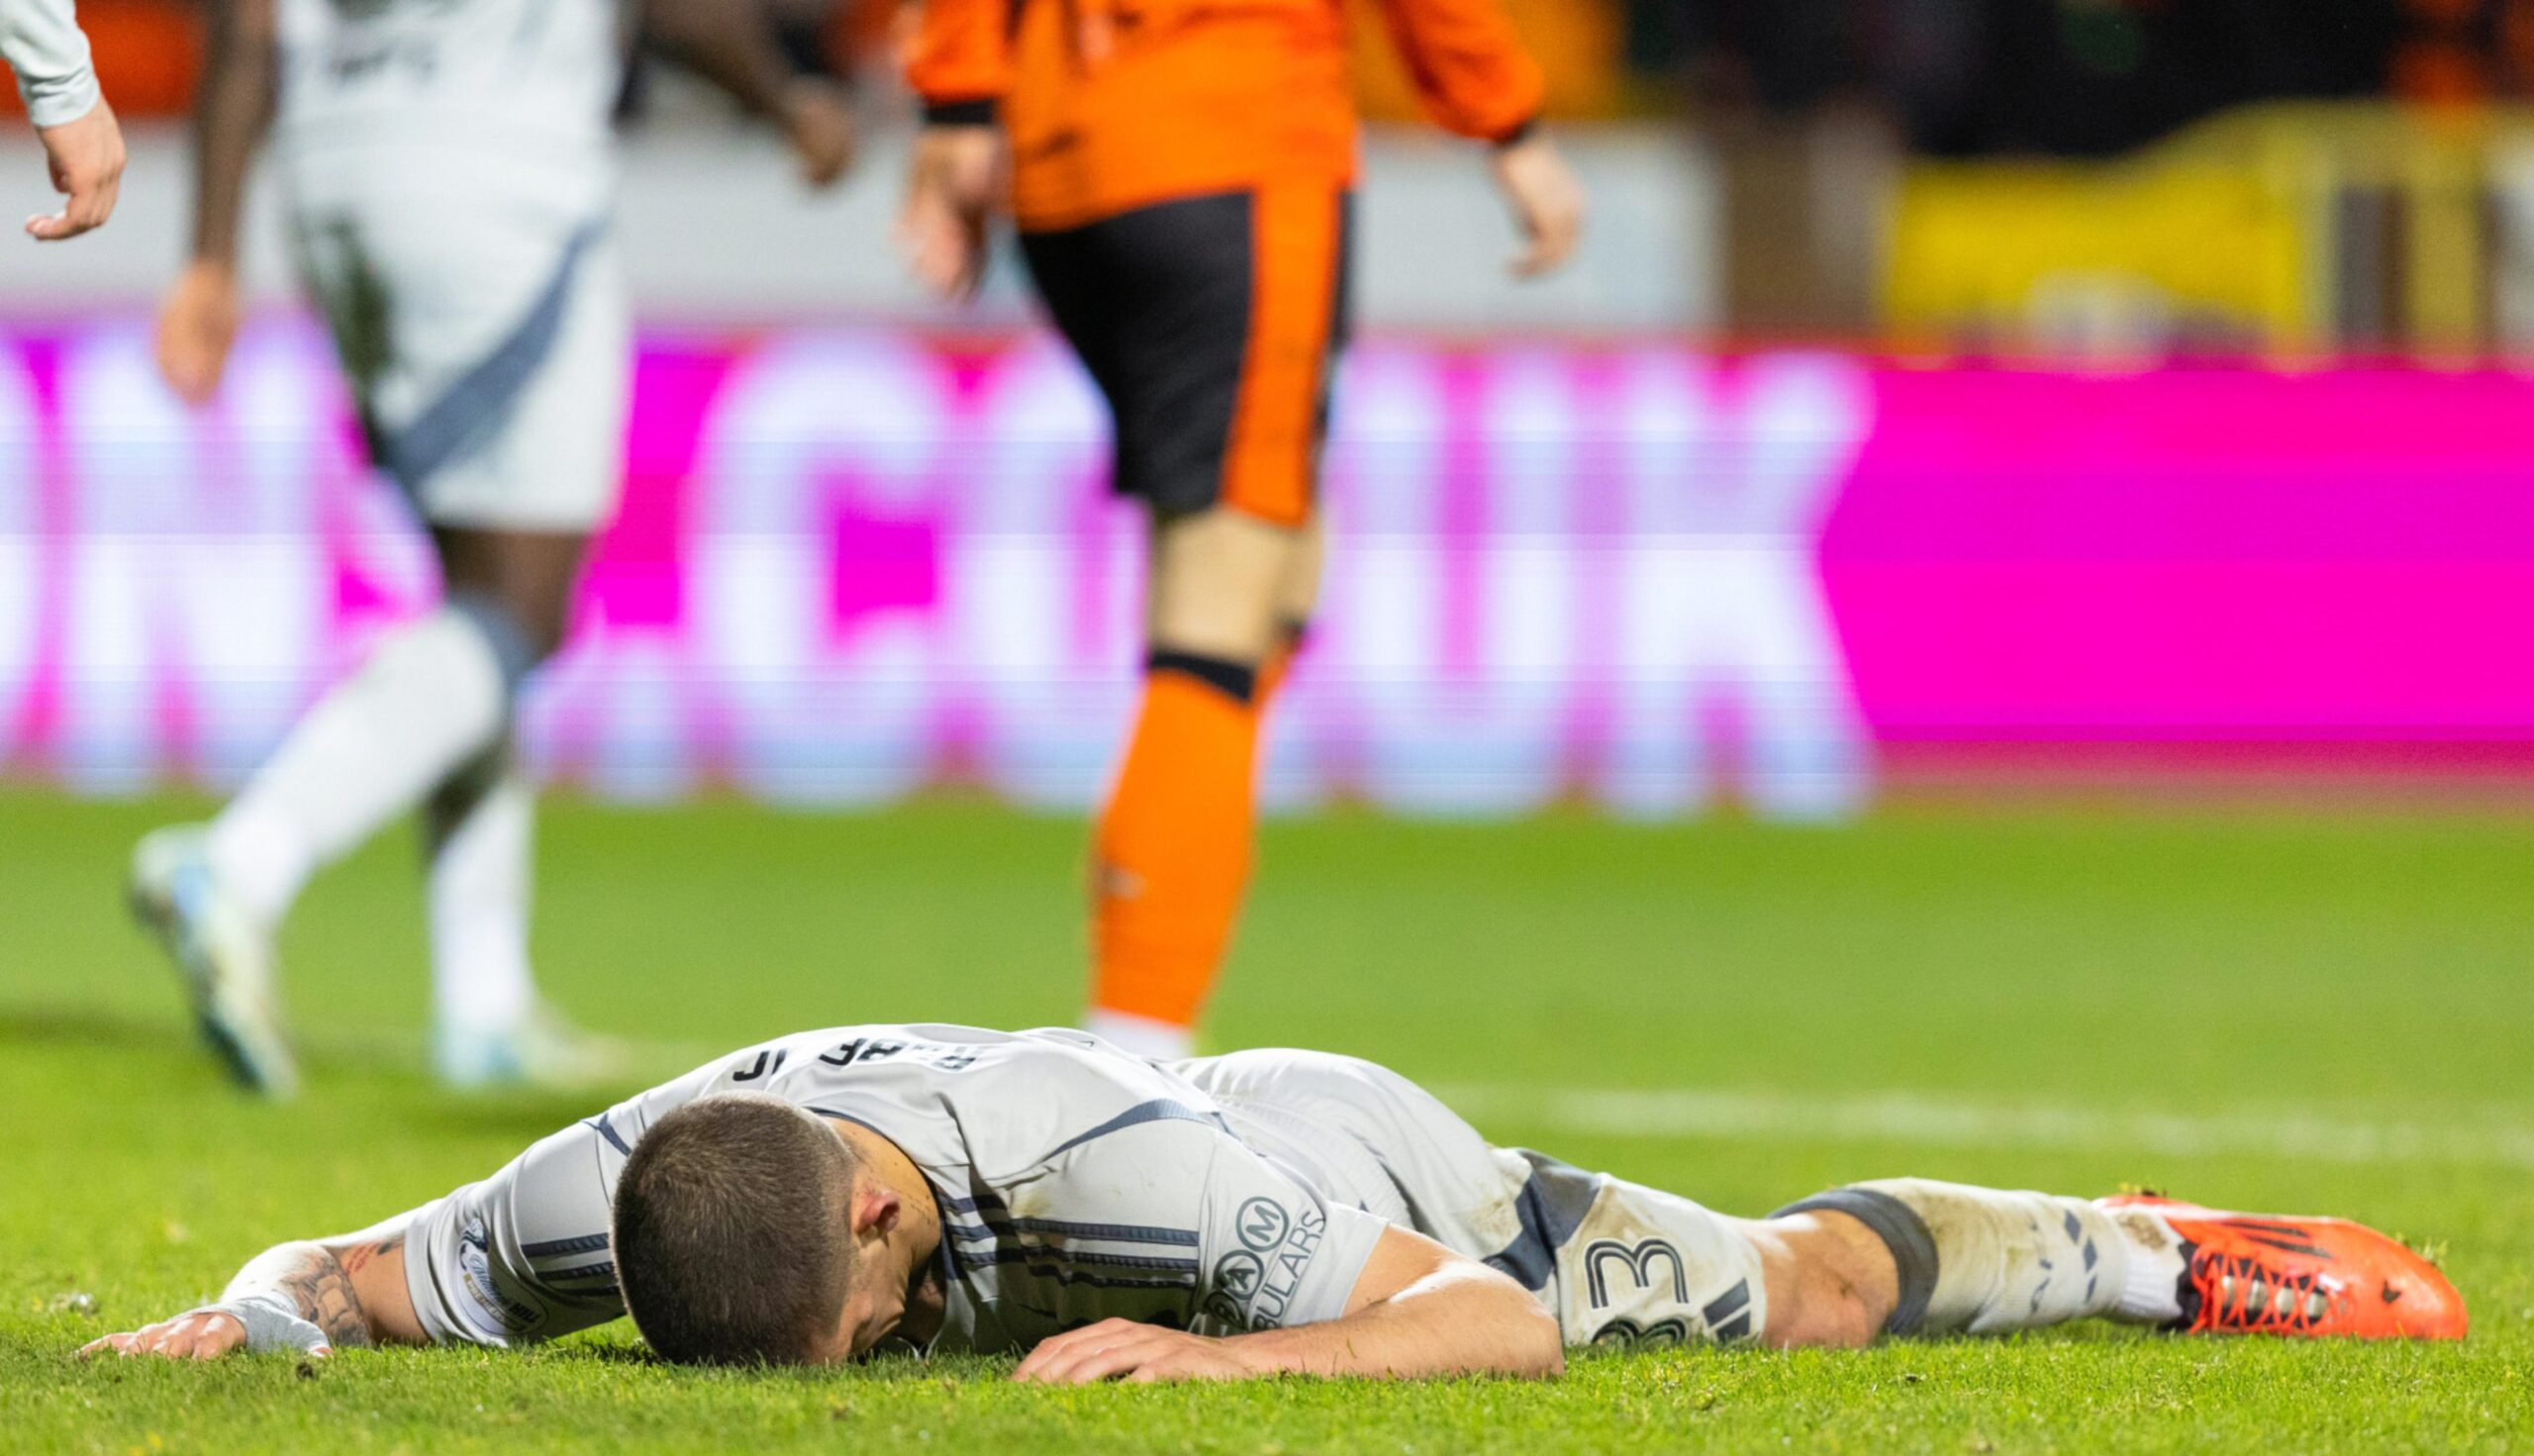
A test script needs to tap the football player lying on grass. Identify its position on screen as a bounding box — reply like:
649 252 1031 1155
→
85 1025 2465 1378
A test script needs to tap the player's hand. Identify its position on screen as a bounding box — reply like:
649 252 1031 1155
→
156 258 244 407
80 1308 319 1362
1011 1317 1258 1385
1489 131 1584 279
27 98 126 243
782 79 856 189
896 123 1002 303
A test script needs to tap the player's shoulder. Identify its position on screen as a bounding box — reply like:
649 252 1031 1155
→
626 1022 1219 1176
959 1042 1236 1186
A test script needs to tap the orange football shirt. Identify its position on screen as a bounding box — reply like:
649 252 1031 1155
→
906 0 1545 232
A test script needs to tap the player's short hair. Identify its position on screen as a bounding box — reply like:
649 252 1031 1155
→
613 1093 861 1366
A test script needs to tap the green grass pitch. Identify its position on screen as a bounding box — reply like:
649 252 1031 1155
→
2 786 2528 1452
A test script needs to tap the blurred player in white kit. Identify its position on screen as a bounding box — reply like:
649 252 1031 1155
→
129 0 855 1096
3 0 125 238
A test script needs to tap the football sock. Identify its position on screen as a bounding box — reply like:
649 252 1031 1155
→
1088 651 1263 1043
425 759 537 1040
1084 1007 1199 1061
1777 1180 2185 1334
207 599 525 927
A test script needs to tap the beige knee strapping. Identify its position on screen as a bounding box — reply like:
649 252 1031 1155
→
1147 508 1313 661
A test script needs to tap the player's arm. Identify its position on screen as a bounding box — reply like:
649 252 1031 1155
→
1010 1121 1562 1384
155 0 277 403
5 0 123 241
1014 1223 1564 1383
638 0 855 186
896 0 1009 302
79 1214 429 1360
81 1113 631 1360
1371 0 1582 277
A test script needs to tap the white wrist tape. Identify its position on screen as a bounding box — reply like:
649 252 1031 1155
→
216 1291 334 1353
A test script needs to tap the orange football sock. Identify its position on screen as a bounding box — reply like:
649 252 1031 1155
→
1090 655 1264 1034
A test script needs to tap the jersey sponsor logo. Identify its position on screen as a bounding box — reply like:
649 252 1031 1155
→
1213 1251 1265 1302
1201 1290 1247 1328
1235 1198 1291 1253
1215 1207 1328 1331
456 1216 545 1338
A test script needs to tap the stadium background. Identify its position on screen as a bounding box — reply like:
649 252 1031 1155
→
3 5 2533 1452
7 0 2534 814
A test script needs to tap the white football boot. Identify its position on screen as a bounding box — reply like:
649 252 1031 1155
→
433 1001 633 1092
129 825 300 1099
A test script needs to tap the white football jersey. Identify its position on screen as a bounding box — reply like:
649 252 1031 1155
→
272 0 623 171
400 1026 1397 1353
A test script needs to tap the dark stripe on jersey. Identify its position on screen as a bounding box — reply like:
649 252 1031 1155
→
1043 1099 1234 1160
955 1256 1197 1292
584 1116 633 1156
944 1213 1203 1248
543 1260 618 1284
1703 1280 1751 1325
523 1232 612 1259
1484 1151 1608 1293
950 1242 1199 1275
378 220 604 494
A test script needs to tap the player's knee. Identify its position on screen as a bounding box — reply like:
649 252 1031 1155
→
435 531 587 668
1752 1213 1898 1350
444 590 552 690
425 742 509 828
1147 507 1305 663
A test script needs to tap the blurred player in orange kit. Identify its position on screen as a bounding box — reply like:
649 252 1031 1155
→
897 0 1587 1058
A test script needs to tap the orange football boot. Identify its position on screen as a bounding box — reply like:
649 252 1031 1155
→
2101 1196 2466 1339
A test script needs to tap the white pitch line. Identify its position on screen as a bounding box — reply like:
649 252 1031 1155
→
282 1025 2534 1171
1431 1084 2534 1172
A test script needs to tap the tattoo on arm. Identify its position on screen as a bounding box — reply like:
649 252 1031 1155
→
232 1236 400 1349
282 1249 374 1348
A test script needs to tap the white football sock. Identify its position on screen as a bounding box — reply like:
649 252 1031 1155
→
2099 1201 2189 1324
208 605 514 926
426 764 537 1039
1085 1008 1195 1061
1797 1179 2183 1336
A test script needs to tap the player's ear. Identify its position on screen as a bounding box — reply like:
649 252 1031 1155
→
847 1183 903 1243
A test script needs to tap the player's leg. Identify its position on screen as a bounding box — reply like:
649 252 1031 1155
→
415 529 606 1087
1538 1174 2463 1347
1022 186 1347 1057
422 746 532 1068
131 199 622 1095
1176 1048 1778 1343
1258 508 1321 704
125 557 522 1096
1084 506 1303 1054
1763 1181 2465 1341
1194 1054 2465 1346
1724 1181 2183 1345
409 230 630 1089
129 210 515 1096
